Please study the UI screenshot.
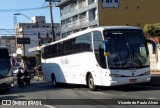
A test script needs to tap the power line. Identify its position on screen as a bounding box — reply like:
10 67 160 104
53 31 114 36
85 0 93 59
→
0 6 49 12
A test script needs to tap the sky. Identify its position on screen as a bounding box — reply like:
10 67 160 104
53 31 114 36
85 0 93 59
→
0 0 60 35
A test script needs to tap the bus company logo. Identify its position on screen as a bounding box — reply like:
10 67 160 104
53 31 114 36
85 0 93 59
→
2 100 11 105
61 58 69 65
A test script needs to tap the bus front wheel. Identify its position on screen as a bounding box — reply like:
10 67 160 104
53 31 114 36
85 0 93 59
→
88 74 97 91
51 74 57 87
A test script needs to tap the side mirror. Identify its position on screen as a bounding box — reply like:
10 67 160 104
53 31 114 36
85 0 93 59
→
104 40 109 56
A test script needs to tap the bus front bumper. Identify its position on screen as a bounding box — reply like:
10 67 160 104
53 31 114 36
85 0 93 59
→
102 75 151 86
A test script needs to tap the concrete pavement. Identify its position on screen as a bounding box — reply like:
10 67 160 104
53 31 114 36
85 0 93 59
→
32 72 160 87
151 71 160 86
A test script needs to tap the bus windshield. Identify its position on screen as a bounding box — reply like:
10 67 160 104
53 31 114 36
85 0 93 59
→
104 29 149 69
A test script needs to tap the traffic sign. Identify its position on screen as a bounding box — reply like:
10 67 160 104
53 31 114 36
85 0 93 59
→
17 38 30 44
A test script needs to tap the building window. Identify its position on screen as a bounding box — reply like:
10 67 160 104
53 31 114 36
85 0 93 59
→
107 0 112 3
61 20 66 25
79 12 87 19
106 0 109 3
115 0 118 3
72 15 78 22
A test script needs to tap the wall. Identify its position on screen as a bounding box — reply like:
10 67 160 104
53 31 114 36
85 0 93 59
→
98 0 160 28
148 44 160 71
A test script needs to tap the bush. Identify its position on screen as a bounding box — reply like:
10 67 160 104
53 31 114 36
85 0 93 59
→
144 23 160 38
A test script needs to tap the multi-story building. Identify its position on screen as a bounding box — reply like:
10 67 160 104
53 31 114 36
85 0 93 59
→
57 0 98 38
0 36 16 54
57 0 160 38
15 16 60 56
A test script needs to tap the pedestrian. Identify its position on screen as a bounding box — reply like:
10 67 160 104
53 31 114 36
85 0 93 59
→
37 64 42 81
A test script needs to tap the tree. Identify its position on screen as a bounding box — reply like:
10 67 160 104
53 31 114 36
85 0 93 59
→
144 23 160 38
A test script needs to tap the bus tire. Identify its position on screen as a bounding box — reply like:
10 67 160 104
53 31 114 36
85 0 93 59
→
88 74 97 91
51 74 57 87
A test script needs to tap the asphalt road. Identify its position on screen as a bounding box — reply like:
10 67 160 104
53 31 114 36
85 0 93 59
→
0 76 160 108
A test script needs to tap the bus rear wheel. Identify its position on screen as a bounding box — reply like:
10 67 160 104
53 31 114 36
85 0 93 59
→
51 74 57 87
88 74 97 91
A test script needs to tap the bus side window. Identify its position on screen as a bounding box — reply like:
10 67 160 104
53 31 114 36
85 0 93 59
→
72 33 92 53
93 31 107 68
57 42 64 56
51 44 57 57
81 33 92 51
64 39 73 54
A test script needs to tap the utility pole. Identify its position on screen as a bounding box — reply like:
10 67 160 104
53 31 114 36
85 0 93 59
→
47 0 55 42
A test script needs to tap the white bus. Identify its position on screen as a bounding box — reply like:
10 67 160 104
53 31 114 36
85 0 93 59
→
41 26 152 91
0 46 14 91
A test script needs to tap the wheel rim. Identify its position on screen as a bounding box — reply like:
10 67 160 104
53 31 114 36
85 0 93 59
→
52 76 56 86
89 76 94 89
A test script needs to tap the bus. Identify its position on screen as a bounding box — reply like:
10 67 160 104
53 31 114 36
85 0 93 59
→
41 26 152 91
0 46 14 91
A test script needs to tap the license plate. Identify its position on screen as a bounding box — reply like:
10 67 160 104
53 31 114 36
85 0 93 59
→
130 79 137 83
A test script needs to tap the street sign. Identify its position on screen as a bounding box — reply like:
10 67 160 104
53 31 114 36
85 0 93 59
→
45 0 61 2
17 38 30 44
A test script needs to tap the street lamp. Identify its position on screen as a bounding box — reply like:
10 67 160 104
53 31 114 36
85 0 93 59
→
14 13 35 23
0 28 15 36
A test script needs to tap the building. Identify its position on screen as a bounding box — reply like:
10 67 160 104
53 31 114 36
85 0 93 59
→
57 0 160 38
0 36 16 54
57 0 98 38
15 16 60 56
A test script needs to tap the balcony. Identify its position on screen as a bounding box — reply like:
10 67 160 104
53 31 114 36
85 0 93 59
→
61 19 98 33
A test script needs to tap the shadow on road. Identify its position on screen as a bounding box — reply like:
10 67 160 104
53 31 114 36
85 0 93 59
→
1 75 160 95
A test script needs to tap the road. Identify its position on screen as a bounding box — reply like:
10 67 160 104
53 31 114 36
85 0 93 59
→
0 76 160 108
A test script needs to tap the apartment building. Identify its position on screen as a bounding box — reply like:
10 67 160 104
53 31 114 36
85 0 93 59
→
57 0 98 38
15 16 60 56
57 0 160 37
0 36 16 54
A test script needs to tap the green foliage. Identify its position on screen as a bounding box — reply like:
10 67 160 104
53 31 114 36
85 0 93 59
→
35 54 41 65
21 54 41 66
144 23 160 38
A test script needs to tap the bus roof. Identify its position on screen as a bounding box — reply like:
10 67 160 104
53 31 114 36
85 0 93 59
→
42 26 141 48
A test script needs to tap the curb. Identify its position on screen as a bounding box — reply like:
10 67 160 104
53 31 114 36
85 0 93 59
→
150 75 160 86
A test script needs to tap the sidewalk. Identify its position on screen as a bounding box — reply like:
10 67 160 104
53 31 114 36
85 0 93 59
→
32 76 43 81
151 71 160 75
151 71 160 86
